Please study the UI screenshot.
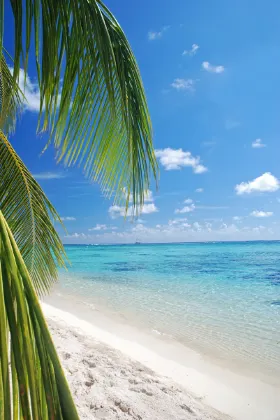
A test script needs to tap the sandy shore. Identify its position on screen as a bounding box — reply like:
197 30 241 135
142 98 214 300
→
45 304 229 420
43 299 280 420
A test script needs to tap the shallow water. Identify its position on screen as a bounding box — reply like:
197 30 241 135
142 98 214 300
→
58 242 280 379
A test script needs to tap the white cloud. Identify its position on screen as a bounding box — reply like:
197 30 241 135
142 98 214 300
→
89 224 108 231
64 232 86 239
33 172 66 180
235 173 280 195
195 188 204 193
155 148 207 173
61 217 76 221
148 26 169 41
202 61 225 74
171 78 196 92
122 188 154 203
109 203 158 219
109 205 126 218
233 216 242 221
205 222 212 231
132 223 152 233
252 225 266 233
219 223 239 234
135 203 158 215
175 204 195 214
184 198 193 204
168 217 188 225
63 220 277 244
252 138 266 148
250 210 273 218
182 44 199 56
193 222 202 231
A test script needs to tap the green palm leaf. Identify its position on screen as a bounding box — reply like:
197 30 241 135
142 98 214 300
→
8 0 158 207
0 54 22 134
0 1 158 416
0 130 66 295
0 210 79 419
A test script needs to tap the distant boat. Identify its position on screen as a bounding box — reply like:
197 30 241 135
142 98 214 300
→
135 238 141 244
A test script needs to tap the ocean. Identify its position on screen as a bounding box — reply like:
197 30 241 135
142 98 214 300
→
56 241 280 381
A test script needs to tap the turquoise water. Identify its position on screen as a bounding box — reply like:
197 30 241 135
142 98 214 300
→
58 241 280 378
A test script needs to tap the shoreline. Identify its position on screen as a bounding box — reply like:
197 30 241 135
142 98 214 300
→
43 297 280 420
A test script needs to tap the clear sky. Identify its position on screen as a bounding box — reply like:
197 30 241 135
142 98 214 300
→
6 0 280 243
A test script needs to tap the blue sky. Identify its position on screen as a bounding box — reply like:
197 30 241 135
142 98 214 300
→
6 0 280 243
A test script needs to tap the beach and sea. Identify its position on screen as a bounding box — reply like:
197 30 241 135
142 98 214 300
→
43 242 280 420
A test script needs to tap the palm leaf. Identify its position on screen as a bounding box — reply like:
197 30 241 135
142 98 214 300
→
0 130 66 295
0 54 22 134
0 210 79 419
8 0 158 208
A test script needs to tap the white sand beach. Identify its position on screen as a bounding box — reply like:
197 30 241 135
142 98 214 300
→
43 297 280 420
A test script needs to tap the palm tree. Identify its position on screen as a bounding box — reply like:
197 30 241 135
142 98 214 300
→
0 1 157 418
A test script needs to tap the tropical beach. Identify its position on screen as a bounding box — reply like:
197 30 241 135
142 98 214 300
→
1 0 280 419
44 289 280 420
42 242 280 420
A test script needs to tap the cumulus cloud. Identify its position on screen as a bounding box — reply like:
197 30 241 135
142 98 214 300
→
252 138 266 148
33 172 66 180
109 203 158 219
195 188 204 193
175 204 195 214
148 26 169 40
184 198 193 204
182 44 199 56
202 61 225 74
250 210 273 218
61 217 76 221
235 172 280 195
155 148 207 173
171 78 196 92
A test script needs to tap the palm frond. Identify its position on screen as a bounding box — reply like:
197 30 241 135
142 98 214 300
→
9 0 158 208
0 130 66 295
0 210 79 419
0 54 22 133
